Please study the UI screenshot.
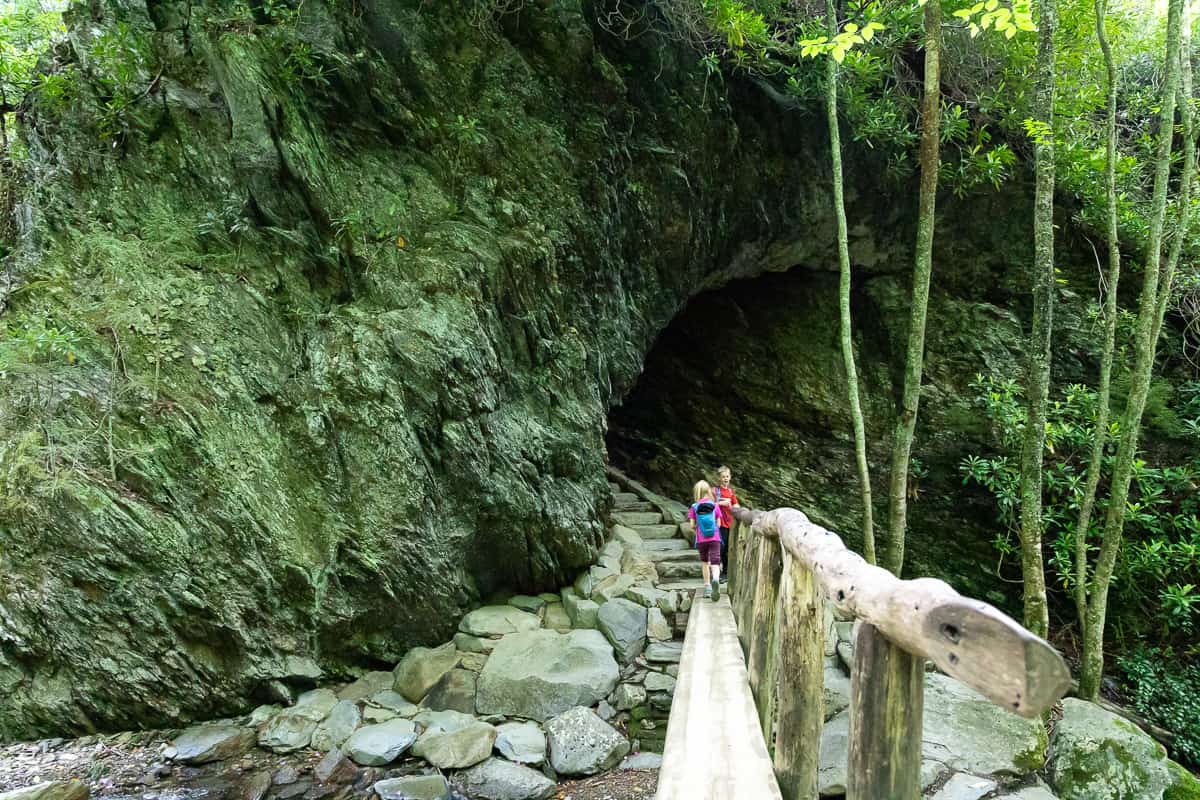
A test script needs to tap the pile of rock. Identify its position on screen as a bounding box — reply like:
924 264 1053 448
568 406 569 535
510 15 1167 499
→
145 480 691 799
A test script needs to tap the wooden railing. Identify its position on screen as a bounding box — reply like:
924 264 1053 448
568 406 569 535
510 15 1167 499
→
727 507 1072 800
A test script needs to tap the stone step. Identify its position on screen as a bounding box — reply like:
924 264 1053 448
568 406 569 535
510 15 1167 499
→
608 482 620 494
612 492 640 505
612 511 664 527
614 501 656 513
658 580 705 591
640 539 689 551
646 550 696 564
656 561 704 579
631 524 678 539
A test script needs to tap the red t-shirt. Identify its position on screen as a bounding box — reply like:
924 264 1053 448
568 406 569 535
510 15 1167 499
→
714 485 738 528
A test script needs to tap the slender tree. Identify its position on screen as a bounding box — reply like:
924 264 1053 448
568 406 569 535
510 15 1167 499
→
1080 0 1189 699
1071 0 1123 637
1014 0 1058 639
826 0 876 563
883 0 942 576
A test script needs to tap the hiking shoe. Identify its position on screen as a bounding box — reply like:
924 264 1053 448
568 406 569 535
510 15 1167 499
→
711 578 720 602
703 585 712 599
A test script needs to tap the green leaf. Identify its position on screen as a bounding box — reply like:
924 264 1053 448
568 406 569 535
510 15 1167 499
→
844 22 859 33
832 46 846 63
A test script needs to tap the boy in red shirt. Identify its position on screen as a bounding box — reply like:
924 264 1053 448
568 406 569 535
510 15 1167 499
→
713 466 739 583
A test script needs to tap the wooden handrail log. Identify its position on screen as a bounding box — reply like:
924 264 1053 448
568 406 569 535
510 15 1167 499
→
731 507 1071 718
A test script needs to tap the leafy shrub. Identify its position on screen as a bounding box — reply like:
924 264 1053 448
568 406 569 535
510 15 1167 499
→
1119 648 1200 768
960 374 1200 645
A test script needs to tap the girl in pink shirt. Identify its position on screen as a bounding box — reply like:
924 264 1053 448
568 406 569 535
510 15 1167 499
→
689 480 723 601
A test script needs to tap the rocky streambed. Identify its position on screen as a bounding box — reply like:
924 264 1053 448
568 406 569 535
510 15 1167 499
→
0 481 688 800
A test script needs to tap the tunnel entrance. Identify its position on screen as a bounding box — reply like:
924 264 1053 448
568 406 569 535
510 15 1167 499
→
604 263 1016 608
605 265 887 541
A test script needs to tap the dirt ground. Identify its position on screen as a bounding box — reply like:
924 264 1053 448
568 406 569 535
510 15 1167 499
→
555 769 658 800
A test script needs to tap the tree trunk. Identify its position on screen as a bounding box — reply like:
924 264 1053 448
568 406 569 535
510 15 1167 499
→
1072 0 1122 637
884 0 941 577
1080 0 1186 699
1015 0 1058 640
826 0 875 563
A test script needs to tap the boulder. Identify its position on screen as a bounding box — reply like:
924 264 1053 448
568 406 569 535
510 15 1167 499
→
172 724 255 765
656 591 679 615
460 606 542 637
373 775 450 800
394 642 459 702
1167 760 1200 800
1046 698 1170 800
612 525 645 550
420 668 477 714
455 632 499 653
476 629 620 721
818 710 851 795
258 704 326 753
495 721 547 765
644 672 676 694
820 673 1048 794
343 718 420 766
310 699 360 752
295 687 338 717
646 607 672 642
337 671 394 702
546 706 631 776
457 757 556 800
597 599 647 663
822 657 850 720
613 683 647 711
369 689 420 715
509 595 546 614
623 586 666 608
921 673 1047 775
563 593 600 629
542 603 572 633
0 783 88 800
621 752 664 770
459 652 488 672
591 574 637 604
620 549 659 586
411 714 496 769
313 749 358 784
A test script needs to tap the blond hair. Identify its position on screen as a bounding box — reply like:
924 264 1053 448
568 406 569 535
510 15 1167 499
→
717 465 731 478
693 480 714 502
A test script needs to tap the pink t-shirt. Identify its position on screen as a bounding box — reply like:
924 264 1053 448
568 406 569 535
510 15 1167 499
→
689 500 721 544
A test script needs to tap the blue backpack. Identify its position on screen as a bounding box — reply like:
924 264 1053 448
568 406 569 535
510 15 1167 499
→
693 500 718 539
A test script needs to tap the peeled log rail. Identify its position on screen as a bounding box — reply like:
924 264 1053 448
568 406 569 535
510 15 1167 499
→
724 506 1071 800
733 506 1071 717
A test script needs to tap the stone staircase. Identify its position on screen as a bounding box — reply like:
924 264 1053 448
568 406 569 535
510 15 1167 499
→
609 489 704 582
602 476 706 754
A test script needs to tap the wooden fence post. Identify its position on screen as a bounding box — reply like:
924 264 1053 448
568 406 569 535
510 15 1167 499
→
735 527 759 650
847 622 925 800
728 518 742 602
773 551 823 799
748 536 783 740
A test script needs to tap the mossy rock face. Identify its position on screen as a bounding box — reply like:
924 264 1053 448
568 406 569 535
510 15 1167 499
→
1046 699 1171 800
0 0 852 738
